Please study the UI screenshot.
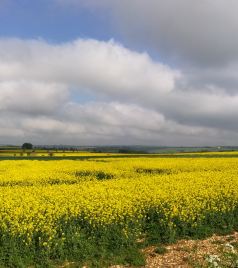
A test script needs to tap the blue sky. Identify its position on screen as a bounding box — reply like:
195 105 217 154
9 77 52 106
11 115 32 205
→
1 0 238 146
0 1 116 42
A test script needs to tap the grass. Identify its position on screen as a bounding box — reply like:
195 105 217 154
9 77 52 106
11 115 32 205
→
2 153 238 162
2 148 238 161
154 246 168 255
0 223 146 267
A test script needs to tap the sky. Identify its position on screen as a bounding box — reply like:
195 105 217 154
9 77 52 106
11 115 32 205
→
1 0 238 146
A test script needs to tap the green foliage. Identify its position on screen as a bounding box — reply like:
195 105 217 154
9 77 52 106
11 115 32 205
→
154 246 168 254
0 221 145 267
22 143 33 150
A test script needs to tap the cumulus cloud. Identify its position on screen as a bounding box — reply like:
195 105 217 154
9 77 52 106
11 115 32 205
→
55 1 238 94
0 38 177 95
1 37 238 145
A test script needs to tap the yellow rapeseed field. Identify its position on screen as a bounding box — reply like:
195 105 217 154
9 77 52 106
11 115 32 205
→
1 154 238 265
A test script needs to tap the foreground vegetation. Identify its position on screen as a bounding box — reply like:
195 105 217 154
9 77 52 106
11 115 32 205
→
1 154 238 266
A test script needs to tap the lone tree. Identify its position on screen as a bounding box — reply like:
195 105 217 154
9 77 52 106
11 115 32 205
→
22 143 33 150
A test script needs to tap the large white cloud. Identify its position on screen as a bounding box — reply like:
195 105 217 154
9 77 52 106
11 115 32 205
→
0 38 177 95
1 37 238 145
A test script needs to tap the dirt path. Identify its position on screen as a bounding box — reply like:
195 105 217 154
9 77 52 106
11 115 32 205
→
142 232 238 267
